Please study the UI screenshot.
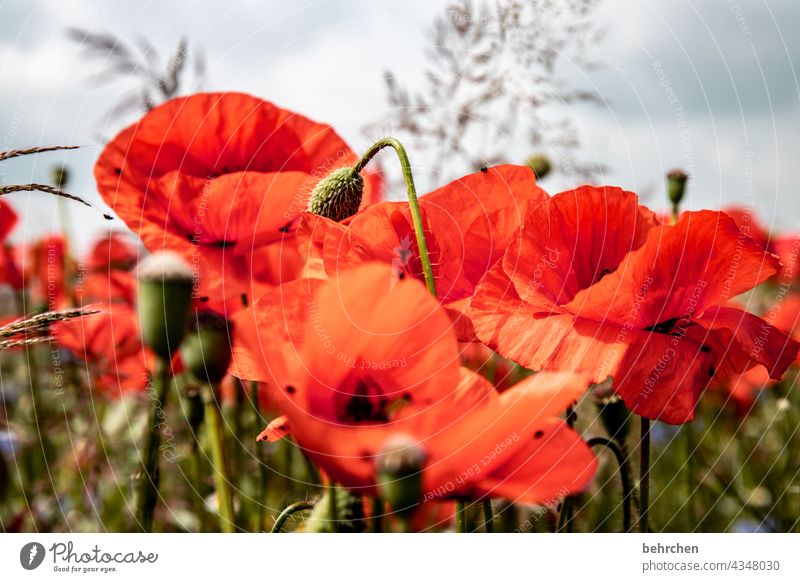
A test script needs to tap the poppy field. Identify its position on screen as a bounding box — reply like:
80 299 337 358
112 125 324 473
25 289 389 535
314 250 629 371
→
1 1 799 536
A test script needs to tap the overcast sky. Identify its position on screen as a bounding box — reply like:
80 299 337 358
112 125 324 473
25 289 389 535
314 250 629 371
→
1 0 799 254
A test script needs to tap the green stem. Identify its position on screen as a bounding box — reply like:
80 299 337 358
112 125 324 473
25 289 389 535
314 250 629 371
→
456 500 467 532
482 499 494 533
371 497 383 533
271 500 315 533
251 380 268 532
557 405 577 532
587 437 633 532
203 383 236 533
353 138 437 297
328 482 338 532
137 358 170 532
639 417 651 533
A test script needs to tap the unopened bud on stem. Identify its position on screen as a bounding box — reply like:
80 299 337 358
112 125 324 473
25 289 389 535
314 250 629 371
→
666 169 689 213
181 311 233 385
137 251 193 360
308 167 364 222
527 153 552 180
375 434 427 515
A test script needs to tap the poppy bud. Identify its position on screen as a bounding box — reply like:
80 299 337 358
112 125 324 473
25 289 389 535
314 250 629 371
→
591 378 631 443
137 251 194 360
307 167 364 222
527 153 552 180
51 165 70 189
305 486 366 533
375 434 427 515
666 169 689 208
181 311 233 385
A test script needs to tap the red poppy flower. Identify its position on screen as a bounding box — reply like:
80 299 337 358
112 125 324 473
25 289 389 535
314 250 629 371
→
471 186 799 424
710 365 774 416
0 199 18 241
232 263 596 507
74 233 139 306
0 244 24 290
772 235 800 284
296 164 547 339
29 235 70 310
86 231 140 271
53 303 151 397
74 270 136 307
95 92 381 312
717 207 800 284
721 206 772 252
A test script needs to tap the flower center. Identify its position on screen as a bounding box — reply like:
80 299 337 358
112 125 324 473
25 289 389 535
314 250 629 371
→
336 375 390 423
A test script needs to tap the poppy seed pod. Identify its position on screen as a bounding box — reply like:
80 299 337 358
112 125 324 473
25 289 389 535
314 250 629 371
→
667 169 689 208
51 165 70 189
527 153 552 180
375 434 427 515
137 251 194 360
307 166 364 222
181 311 233 384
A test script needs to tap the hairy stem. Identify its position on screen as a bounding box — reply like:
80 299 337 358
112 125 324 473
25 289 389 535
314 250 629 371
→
203 383 236 533
353 138 437 297
137 358 170 532
588 437 633 532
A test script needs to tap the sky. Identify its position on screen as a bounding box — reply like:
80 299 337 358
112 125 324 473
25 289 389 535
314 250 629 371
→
1 0 799 254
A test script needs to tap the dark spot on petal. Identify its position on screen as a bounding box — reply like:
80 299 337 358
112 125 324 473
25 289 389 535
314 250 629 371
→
644 317 694 337
398 271 406 280
594 268 614 283
286 385 297 395
534 430 544 439
708 366 716 377
209 239 236 249
480 165 488 173
199 296 210 303
114 167 122 175
700 344 711 353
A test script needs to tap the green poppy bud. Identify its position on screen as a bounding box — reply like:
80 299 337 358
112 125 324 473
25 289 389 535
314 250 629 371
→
305 486 366 533
666 169 689 208
181 311 233 385
137 251 194 360
527 153 552 180
375 434 427 516
308 167 364 222
591 378 631 443
51 165 70 189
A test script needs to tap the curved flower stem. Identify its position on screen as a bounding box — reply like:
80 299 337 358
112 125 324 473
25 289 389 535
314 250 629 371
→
556 405 577 532
587 437 633 532
482 499 494 533
203 383 236 533
137 357 170 532
639 418 651 533
353 137 437 297
271 500 316 533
